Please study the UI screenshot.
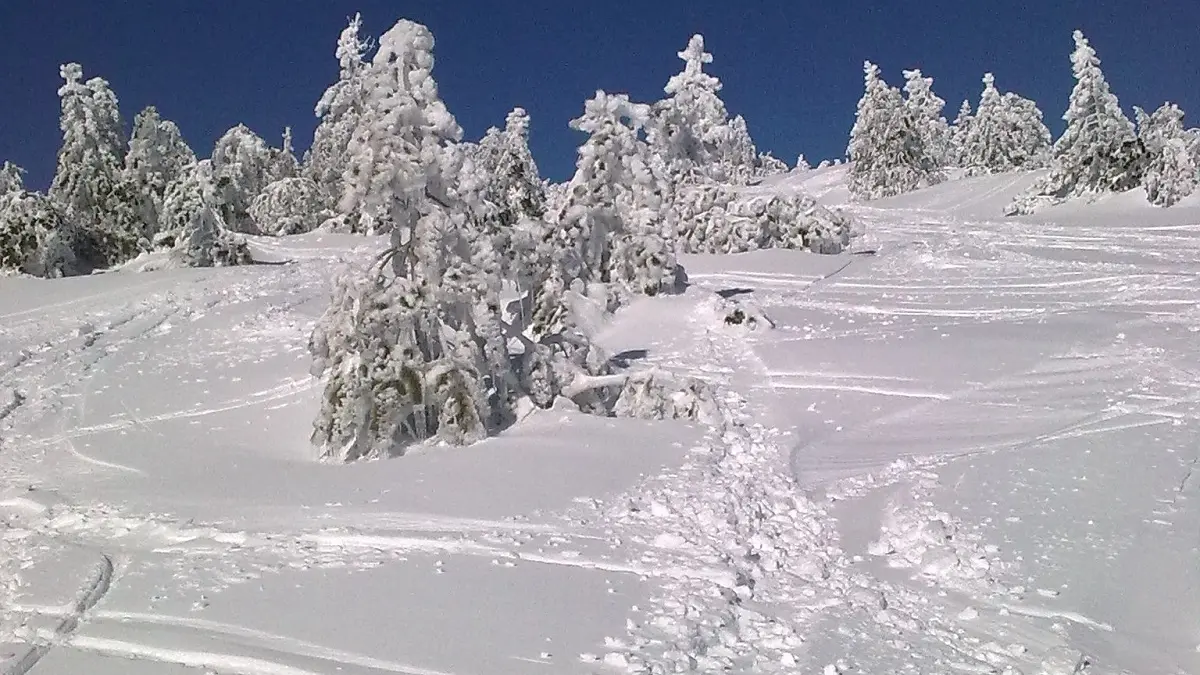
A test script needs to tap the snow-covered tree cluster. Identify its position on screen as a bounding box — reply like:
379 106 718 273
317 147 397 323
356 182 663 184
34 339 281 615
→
955 74 1052 175
1135 103 1197 207
0 62 266 276
1006 31 1150 214
847 62 946 200
848 30 1197 211
305 19 729 461
651 35 853 253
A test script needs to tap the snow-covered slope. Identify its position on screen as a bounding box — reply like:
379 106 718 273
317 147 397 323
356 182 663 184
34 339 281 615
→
3 170 1199 674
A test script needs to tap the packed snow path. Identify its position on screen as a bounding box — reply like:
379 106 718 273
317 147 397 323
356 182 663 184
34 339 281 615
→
1 169 1199 674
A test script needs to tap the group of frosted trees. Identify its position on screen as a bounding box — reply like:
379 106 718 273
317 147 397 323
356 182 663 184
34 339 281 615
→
848 30 1199 210
848 63 1053 200
300 20 851 460
0 67 268 276
0 14 853 460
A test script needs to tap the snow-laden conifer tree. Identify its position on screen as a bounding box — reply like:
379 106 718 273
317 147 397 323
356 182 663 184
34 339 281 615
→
472 107 547 280
0 162 24 198
160 160 253 267
306 13 372 221
210 124 275 234
335 20 463 238
1135 103 1197 207
902 69 951 169
310 19 520 461
962 74 1051 175
125 106 195 240
0 191 77 277
50 63 146 269
949 99 973 167
1001 92 1053 168
721 114 761 180
651 34 728 181
847 62 944 200
269 127 300 182
0 167 23 197
1008 31 1143 214
650 34 779 185
543 91 680 309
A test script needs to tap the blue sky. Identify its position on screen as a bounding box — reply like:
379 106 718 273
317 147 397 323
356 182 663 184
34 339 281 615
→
1 1 1198 188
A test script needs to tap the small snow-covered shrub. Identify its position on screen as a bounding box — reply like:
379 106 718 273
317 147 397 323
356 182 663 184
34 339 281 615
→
171 206 253 268
0 191 78 277
249 177 330 235
696 293 775 332
613 371 722 427
161 161 253 268
676 183 853 254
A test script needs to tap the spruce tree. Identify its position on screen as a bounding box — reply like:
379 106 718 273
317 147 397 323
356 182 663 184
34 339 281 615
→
1008 31 1142 213
125 106 195 240
472 107 547 281
949 99 973 167
0 162 24 198
249 177 329 235
963 74 1051 175
1136 103 1197 207
306 13 372 227
211 124 275 234
902 68 950 169
0 191 77 277
310 19 515 461
50 63 145 269
650 34 776 185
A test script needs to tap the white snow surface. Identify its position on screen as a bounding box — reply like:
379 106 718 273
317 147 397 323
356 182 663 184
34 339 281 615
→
3 166 1200 674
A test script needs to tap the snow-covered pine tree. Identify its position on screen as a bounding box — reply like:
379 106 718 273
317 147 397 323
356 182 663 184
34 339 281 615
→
847 61 944 200
650 34 778 185
963 74 1052 175
160 160 253 267
1007 31 1143 214
305 13 372 224
210 124 275 234
310 19 519 461
335 19 463 239
949 99 973 167
49 63 146 269
902 68 951 169
472 107 547 280
651 34 728 183
0 162 24 198
1001 91 1053 169
125 106 196 241
269 127 300 182
544 91 679 305
0 191 78 277
1136 102 1197 207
